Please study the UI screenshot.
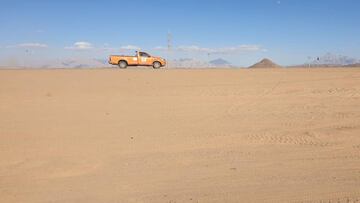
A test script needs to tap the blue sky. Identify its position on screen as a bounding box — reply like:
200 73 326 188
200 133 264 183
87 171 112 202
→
0 0 360 67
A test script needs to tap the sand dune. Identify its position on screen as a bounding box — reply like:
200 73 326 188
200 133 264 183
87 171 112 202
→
1 68 360 202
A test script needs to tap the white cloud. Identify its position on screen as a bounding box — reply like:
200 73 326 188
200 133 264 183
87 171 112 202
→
155 44 265 54
120 45 141 50
101 47 118 52
213 45 264 54
99 45 141 52
155 45 210 52
65 42 93 50
7 43 48 48
177 45 213 53
154 46 167 51
99 43 119 52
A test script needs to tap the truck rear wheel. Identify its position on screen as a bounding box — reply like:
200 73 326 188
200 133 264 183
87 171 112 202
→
118 61 128 69
153 61 161 69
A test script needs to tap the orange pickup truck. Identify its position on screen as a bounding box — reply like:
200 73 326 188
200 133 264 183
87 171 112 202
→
109 51 166 69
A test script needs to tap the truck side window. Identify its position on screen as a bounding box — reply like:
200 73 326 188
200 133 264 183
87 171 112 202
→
140 52 150 57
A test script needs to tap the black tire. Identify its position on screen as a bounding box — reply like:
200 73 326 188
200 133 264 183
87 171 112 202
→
118 61 128 69
153 61 161 69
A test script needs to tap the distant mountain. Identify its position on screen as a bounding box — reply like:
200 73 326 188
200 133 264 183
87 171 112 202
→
61 60 76 67
249 58 282 69
209 58 231 66
343 63 360 67
170 58 210 68
1 57 237 69
311 53 359 66
288 53 360 68
170 58 232 68
93 58 109 65
46 58 110 68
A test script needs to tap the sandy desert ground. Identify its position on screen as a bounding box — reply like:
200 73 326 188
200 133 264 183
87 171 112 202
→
1 68 360 203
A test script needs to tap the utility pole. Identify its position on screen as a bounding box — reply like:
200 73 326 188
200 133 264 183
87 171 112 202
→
207 53 211 68
307 56 312 68
24 49 32 68
167 31 172 68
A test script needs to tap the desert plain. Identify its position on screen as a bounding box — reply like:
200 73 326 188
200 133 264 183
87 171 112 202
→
1 68 360 203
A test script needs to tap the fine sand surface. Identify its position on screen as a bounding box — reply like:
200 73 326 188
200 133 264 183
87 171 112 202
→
1 68 360 203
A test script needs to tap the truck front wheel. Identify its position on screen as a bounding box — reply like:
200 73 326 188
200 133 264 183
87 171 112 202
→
118 61 128 69
153 61 161 69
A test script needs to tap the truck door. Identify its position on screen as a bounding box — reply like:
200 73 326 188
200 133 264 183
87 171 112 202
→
139 52 152 66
